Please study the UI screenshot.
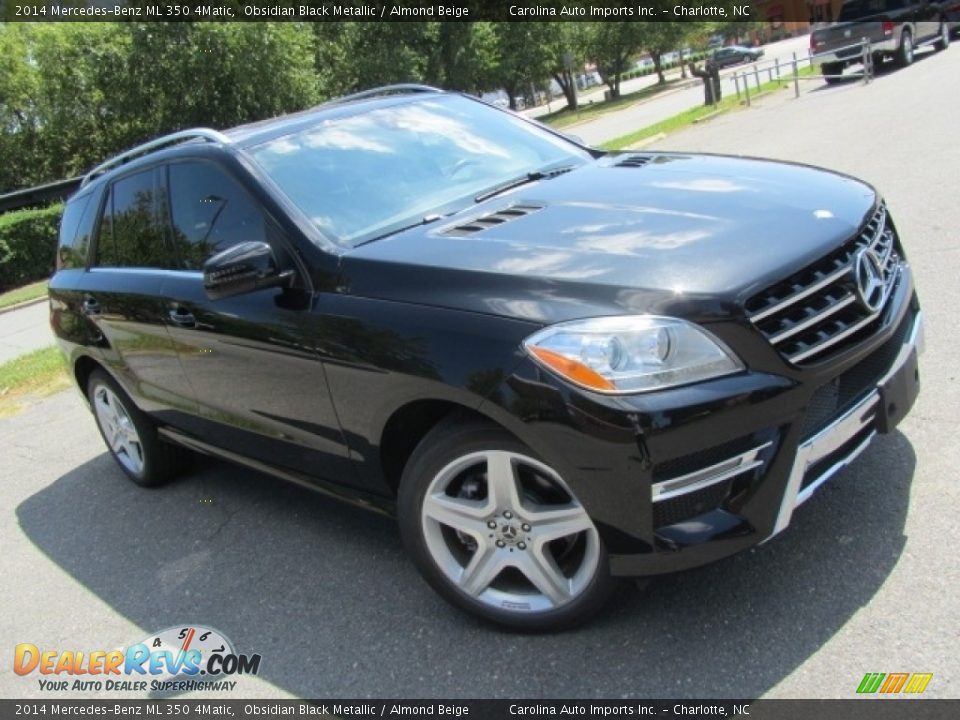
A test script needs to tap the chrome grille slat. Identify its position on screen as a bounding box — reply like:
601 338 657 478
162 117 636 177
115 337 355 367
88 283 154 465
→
768 292 857 344
746 204 902 365
786 308 884 364
748 265 851 322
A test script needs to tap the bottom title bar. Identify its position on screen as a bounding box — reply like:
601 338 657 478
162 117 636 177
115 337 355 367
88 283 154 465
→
2 700 956 720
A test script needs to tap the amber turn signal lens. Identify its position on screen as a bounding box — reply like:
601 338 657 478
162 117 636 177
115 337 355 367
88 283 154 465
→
528 347 616 392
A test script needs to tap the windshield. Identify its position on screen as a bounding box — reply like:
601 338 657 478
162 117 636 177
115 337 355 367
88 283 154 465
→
247 95 591 247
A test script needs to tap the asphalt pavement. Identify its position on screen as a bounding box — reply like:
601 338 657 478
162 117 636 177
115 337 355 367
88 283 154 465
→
1 44 958 700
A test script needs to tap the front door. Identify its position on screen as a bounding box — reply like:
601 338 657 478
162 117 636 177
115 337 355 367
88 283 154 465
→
157 159 353 483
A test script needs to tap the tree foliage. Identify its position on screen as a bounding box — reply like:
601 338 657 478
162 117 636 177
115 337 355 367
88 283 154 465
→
1 20 717 195
0 23 319 193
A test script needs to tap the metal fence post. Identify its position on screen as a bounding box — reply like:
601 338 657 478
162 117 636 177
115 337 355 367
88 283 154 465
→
860 37 870 85
792 52 800 98
754 64 761 90
743 72 751 106
733 72 741 100
775 58 780 82
865 38 873 83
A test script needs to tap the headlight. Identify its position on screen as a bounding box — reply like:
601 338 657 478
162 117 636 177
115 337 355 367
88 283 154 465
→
522 316 743 394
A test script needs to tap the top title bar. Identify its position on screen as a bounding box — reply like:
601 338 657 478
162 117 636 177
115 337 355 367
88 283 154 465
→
3 1 823 23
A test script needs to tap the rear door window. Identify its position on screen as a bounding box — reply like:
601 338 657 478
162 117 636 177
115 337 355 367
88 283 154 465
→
95 168 176 269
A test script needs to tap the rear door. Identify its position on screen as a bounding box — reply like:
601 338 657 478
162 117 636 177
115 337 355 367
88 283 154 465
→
80 167 197 417
156 159 353 482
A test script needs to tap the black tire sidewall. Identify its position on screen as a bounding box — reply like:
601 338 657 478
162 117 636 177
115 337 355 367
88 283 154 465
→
87 369 169 488
899 31 913 66
397 420 616 632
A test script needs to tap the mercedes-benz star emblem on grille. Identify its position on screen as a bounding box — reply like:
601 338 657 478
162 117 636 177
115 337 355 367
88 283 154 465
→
854 248 886 312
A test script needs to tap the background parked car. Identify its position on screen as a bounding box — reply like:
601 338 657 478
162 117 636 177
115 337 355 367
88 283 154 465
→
710 45 765 67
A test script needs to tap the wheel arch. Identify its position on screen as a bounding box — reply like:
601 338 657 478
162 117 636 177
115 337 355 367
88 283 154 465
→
378 399 497 496
73 354 104 404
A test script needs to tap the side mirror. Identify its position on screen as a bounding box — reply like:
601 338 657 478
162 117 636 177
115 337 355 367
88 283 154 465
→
202 241 293 300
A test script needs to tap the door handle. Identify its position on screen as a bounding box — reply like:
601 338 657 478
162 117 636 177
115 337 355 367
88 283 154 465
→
167 306 197 328
82 297 101 315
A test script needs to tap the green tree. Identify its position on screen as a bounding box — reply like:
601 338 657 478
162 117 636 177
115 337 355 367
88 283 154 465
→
645 23 697 85
493 23 554 110
0 23 320 194
585 22 649 100
543 23 589 111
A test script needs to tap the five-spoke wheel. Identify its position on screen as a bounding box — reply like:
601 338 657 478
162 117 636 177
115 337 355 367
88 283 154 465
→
399 418 615 630
93 383 145 476
87 369 185 487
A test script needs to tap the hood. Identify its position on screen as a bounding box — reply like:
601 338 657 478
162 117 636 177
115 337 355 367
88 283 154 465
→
341 153 877 324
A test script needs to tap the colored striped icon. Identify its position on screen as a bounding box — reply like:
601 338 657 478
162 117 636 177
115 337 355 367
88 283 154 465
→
857 672 933 694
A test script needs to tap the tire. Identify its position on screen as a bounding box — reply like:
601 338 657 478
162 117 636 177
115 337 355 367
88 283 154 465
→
397 417 617 631
822 62 844 84
897 29 914 67
934 22 950 51
87 369 186 487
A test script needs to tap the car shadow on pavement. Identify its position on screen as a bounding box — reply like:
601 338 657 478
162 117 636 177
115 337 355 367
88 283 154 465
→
16 430 915 698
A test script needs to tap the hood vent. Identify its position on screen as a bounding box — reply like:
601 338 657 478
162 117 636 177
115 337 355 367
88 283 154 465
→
441 205 543 237
615 154 653 168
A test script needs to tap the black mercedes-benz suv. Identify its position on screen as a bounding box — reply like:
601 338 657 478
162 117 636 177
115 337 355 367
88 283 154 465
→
50 85 922 630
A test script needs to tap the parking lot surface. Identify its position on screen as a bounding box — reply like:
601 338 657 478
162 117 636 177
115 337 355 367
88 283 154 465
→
1 47 958 700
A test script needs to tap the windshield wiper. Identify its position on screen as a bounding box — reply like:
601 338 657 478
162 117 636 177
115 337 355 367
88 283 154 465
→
363 214 444 244
474 164 577 203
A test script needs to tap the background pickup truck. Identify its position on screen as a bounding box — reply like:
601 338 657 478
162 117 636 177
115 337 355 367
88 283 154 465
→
811 0 952 83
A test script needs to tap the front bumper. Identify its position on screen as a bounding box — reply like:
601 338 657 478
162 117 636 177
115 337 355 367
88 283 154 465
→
770 309 922 537
484 273 922 577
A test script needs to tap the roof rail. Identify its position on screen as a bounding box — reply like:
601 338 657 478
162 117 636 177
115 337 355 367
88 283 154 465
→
332 84 443 106
81 128 231 188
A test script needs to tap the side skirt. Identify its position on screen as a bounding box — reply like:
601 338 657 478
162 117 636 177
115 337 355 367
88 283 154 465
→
157 426 396 517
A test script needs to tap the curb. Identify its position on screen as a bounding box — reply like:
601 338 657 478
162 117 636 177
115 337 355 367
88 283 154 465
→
693 109 728 124
625 132 667 150
0 295 47 316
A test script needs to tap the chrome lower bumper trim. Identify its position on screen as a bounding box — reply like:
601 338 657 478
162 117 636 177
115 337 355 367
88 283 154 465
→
768 310 923 539
651 442 772 503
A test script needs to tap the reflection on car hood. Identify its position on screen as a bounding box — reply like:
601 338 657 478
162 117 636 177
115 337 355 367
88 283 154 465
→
342 153 877 324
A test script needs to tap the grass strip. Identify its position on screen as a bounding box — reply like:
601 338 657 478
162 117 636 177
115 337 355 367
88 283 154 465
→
0 280 48 309
0 345 70 417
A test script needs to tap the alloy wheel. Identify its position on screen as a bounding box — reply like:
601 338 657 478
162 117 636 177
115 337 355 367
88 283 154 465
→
420 450 600 613
93 384 145 475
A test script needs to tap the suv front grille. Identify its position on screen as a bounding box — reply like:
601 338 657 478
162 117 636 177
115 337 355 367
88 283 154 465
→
746 204 902 365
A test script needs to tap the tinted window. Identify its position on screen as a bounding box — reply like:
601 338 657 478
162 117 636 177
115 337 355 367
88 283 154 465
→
95 168 175 268
167 162 269 270
57 193 95 269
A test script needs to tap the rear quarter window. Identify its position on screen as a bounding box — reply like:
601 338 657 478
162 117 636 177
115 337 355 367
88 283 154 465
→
57 193 96 269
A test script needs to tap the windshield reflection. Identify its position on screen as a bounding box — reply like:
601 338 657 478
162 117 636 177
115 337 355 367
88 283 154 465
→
248 95 590 247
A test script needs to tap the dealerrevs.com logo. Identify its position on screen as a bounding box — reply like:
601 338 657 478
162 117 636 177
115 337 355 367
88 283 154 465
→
14 625 262 693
